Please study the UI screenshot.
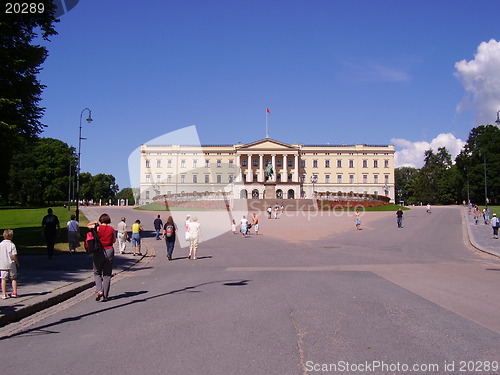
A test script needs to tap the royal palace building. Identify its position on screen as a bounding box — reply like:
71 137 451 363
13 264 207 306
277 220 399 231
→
139 138 395 204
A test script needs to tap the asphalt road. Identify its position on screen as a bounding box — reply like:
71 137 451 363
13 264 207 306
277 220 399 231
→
0 205 499 375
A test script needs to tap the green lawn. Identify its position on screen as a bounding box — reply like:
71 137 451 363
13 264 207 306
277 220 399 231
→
0 207 89 255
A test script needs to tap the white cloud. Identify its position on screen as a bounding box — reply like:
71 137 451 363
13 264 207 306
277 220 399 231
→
391 133 465 168
455 39 500 124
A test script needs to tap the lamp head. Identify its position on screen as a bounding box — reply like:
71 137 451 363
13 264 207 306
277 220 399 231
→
86 113 93 123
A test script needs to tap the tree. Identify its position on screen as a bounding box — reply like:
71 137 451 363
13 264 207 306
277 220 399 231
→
395 166 418 204
80 174 119 203
0 1 59 202
8 138 76 205
116 188 136 205
455 125 500 205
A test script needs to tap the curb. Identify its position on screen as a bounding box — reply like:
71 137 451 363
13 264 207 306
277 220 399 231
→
462 208 500 258
0 244 153 328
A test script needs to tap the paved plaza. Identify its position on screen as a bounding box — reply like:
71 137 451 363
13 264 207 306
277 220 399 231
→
0 205 499 374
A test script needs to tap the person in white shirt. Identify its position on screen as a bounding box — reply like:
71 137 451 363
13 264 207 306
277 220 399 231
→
0 229 20 299
491 213 499 239
66 214 79 253
187 216 201 260
240 215 248 238
117 217 129 254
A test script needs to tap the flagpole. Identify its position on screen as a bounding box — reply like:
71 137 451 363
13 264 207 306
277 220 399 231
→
265 108 269 139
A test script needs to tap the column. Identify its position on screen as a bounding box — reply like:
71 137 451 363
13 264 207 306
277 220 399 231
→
283 154 288 182
246 154 252 182
294 154 299 182
236 154 241 182
259 154 264 182
271 154 276 183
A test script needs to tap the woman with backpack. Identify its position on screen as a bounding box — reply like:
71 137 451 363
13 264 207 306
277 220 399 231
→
162 216 177 260
87 213 116 302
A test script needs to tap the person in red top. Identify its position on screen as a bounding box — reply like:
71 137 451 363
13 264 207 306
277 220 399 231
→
87 213 116 302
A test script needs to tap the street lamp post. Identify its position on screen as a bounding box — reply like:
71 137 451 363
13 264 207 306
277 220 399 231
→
479 150 488 206
76 108 93 222
310 175 318 198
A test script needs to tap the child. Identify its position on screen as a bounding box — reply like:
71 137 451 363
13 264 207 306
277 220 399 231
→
231 219 237 234
0 229 20 299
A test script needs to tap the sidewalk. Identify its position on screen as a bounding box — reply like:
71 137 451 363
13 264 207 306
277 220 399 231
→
463 207 500 258
0 249 152 328
1 207 498 329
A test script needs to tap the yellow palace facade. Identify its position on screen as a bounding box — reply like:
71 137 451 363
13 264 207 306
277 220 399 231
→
139 138 395 204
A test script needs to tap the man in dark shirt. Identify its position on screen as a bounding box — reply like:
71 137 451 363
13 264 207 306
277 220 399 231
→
153 215 163 240
42 208 60 259
396 207 404 228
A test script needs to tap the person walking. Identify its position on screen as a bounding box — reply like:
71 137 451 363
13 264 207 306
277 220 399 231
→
131 219 144 256
355 209 361 230
41 208 60 259
396 207 404 228
153 215 163 240
426 203 432 214
88 213 116 302
491 213 499 239
117 217 129 254
267 206 272 219
252 213 259 235
484 207 490 225
231 219 237 234
240 215 249 238
66 214 79 253
187 216 201 260
0 229 20 299
163 216 177 260
185 215 191 241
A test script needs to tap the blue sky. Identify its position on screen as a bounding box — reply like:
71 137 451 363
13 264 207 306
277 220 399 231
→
38 0 500 189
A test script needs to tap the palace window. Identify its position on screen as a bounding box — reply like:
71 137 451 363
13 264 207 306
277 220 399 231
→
374 174 379 184
385 174 390 184
193 159 198 168
205 174 210 183
180 175 186 183
181 159 186 168
313 160 318 168
253 158 258 167
229 159 234 168
242 159 247 167
373 160 378 168
362 160 368 168
325 174 331 184
145 174 151 183
156 174 161 182
349 159 354 168
337 174 342 184
205 159 210 168
193 175 198 183
363 175 368 184
167 159 172 168
301 160 306 168
216 175 222 183
384 159 390 168
277 158 282 167
156 159 161 168
217 159 222 168
337 159 342 168
325 159 330 168
349 175 354 184
288 159 293 167
145 159 150 168
167 175 172 183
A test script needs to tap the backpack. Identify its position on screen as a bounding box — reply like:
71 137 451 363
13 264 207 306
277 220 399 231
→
165 224 174 238
84 225 104 253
